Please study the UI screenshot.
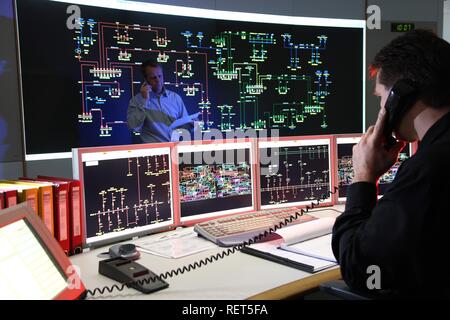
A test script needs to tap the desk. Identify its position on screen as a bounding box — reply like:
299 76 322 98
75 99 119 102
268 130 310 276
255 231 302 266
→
70 206 344 300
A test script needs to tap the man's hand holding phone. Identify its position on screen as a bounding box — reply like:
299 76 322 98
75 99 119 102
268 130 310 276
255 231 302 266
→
352 107 406 184
140 82 150 100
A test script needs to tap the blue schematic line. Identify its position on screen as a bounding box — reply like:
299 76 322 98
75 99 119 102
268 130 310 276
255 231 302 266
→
282 34 327 69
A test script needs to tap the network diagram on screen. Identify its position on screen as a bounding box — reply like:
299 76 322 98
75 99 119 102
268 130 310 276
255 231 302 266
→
179 162 252 202
260 143 331 207
82 153 172 240
17 0 364 157
337 142 411 197
74 21 333 135
178 147 253 219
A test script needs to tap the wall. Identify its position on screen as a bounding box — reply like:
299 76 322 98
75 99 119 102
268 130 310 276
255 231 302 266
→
0 0 445 179
365 0 443 127
445 0 450 42
0 1 23 179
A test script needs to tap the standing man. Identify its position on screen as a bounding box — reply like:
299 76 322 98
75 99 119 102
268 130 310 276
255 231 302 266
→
332 30 450 298
127 59 190 143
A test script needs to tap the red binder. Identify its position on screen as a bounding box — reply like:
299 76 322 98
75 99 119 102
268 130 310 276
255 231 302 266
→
38 176 83 255
1 182 39 214
27 178 71 255
16 179 55 236
4 190 18 207
0 191 4 209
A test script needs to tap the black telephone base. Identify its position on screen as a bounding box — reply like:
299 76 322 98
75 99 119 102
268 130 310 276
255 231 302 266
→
99 257 169 294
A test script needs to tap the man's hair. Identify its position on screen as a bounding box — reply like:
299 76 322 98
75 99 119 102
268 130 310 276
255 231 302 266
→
371 29 450 109
141 59 162 77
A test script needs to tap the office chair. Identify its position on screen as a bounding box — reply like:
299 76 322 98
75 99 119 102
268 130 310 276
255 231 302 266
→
321 279 450 300
319 280 373 300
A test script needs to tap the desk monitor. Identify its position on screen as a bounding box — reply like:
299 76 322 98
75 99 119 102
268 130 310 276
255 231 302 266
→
379 144 412 196
336 135 361 202
176 140 255 223
73 143 175 248
0 203 86 300
336 136 413 201
258 137 333 209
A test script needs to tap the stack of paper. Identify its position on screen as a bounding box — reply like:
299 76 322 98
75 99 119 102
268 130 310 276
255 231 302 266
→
242 217 338 273
136 229 216 259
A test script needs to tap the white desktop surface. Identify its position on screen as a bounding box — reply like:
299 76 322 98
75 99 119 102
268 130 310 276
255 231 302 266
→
70 206 343 300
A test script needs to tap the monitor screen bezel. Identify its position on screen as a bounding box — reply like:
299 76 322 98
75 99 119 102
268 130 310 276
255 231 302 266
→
73 142 176 248
175 138 257 225
334 134 415 202
257 135 335 210
334 134 362 203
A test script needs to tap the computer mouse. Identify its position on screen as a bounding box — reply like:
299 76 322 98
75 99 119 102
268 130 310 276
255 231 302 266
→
109 243 141 260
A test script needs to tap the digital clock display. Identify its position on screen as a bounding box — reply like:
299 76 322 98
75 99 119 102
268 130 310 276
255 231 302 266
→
391 23 415 32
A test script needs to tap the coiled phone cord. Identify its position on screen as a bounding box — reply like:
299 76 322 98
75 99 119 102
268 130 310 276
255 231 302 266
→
86 187 339 296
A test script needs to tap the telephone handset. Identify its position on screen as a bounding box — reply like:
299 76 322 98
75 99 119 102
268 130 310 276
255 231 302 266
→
142 79 151 89
141 69 151 88
383 79 419 149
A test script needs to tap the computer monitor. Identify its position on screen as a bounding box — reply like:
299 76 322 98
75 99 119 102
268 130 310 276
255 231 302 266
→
258 136 334 209
0 203 86 300
73 143 175 247
176 140 256 224
378 144 412 196
335 136 413 201
335 135 361 202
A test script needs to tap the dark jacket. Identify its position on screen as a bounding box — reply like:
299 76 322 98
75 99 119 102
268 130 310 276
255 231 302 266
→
332 111 450 298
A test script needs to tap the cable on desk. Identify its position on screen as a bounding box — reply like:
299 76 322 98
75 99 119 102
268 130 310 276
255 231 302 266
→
86 187 339 297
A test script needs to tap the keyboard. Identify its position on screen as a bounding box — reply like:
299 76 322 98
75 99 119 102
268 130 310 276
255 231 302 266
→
194 207 317 247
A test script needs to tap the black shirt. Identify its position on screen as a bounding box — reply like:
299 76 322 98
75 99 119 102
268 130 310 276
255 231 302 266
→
332 111 450 298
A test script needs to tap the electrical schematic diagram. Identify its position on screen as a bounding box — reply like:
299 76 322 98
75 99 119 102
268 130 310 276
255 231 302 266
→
178 148 253 217
260 144 331 206
337 142 355 199
73 20 335 139
337 143 411 197
73 19 335 140
378 146 410 195
82 154 172 239
16 0 364 156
